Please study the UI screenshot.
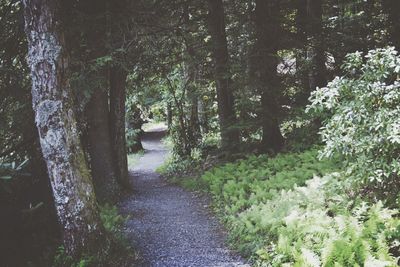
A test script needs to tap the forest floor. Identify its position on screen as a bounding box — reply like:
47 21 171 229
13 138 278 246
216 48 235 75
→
119 128 248 267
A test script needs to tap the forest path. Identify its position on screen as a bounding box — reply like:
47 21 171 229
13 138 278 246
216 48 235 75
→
119 128 248 267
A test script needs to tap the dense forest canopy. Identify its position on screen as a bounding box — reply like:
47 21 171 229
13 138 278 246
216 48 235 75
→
1 0 399 266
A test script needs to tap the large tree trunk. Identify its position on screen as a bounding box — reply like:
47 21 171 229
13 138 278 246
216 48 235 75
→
23 0 106 258
206 0 240 149
86 88 120 202
253 0 284 153
83 0 120 202
110 66 129 188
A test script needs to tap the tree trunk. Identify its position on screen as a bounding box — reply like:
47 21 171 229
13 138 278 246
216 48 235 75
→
197 98 209 135
296 0 311 105
206 0 239 149
307 0 327 90
383 0 400 50
167 103 173 131
81 0 121 201
110 66 130 188
86 88 120 202
254 0 284 153
23 0 107 258
126 105 144 153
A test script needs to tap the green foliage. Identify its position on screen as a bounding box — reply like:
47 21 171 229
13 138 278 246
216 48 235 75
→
53 205 131 267
126 129 142 151
53 246 94 267
307 47 400 202
199 148 399 266
157 152 203 177
100 204 128 239
202 148 339 218
249 175 399 267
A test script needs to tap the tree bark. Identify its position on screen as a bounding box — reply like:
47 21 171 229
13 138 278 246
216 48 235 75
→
110 66 130 188
206 0 240 149
307 0 327 90
295 0 311 105
296 0 327 104
126 106 144 153
23 0 106 258
183 4 201 151
83 0 121 202
167 103 173 131
197 98 209 135
383 0 400 50
86 88 120 202
253 0 284 153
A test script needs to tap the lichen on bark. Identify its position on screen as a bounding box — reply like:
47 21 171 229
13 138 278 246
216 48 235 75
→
23 0 107 258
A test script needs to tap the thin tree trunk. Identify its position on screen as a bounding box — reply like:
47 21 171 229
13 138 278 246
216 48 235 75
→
307 0 327 90
296 0 311 104
126 106 144 153
197 98 209 135
110 66 129 188
23 0 107 257
183 3 201 149
254 0 284 153
167 103 173 131
206 0 239 149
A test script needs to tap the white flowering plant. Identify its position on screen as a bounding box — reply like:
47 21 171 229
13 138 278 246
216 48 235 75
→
307 47 400 200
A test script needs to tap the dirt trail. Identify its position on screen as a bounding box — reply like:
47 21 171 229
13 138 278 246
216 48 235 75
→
120 128 248 267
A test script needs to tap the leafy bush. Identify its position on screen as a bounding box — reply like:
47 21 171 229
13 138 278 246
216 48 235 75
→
126 128 142 152
307 47 400 202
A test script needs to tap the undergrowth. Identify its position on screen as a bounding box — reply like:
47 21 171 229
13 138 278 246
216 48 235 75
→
53 204 134 267
169 147 400 266
202 148 339 217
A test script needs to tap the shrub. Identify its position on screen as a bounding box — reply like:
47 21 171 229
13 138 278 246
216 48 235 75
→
307 47 400 202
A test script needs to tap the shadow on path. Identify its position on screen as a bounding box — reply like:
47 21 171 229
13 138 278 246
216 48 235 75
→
119 128 248 267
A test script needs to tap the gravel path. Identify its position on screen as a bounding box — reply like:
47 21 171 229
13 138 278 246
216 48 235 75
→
120 129 248 267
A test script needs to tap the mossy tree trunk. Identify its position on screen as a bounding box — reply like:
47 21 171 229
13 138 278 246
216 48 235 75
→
23 0 107 258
